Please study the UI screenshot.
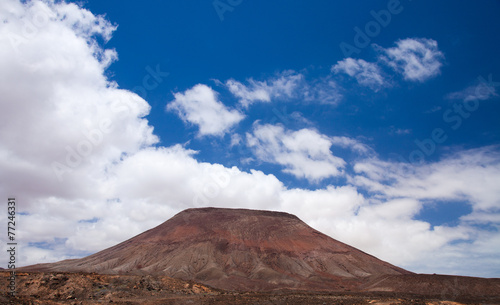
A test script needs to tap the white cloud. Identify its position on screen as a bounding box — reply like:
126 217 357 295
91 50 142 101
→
225 79 271 106
279 185 365 225
378 38 444 82
109 146 285 210
230 133 242 147
225 70 304 108
346 147 500 276
330 136 372 155
331 38 444 91
332 58 386 91
352 147 500 212
246 124 352 182
222 70 343 108
302 76 343 105
167 84 244 137
224 71 344 107
447 76 499 102
0 0 157 200
0 0 158 263
395 128 411 135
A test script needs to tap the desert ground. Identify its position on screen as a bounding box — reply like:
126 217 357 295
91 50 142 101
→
1 271 499 305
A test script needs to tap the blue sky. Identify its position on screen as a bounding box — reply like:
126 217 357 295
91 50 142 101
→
87 0 500 164
0 0 499 277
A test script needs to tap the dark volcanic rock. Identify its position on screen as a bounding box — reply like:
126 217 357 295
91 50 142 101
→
21 208 411 291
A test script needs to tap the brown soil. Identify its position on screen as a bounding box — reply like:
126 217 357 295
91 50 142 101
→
2 271 499 305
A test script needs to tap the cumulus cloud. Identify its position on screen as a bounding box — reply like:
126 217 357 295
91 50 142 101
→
109 146 285 210
245 124 366 182
0 0 159 263
0 0 157 200
167 84 244 137
332 58 386 91
378 38 444 82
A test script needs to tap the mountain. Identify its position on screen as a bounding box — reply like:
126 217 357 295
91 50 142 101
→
21 207 411 291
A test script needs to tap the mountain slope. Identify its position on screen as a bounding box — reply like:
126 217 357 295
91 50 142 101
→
21 207 411 291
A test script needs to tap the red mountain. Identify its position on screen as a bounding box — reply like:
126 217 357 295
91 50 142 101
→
22 208 411 291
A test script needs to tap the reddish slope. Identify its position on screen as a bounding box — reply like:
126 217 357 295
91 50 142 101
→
22 208 411 291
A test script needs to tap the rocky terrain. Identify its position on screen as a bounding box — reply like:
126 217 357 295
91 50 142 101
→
8 208 500 304
2 271 500 304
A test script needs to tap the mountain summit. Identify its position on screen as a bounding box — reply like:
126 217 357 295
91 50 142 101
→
23 208 411 291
